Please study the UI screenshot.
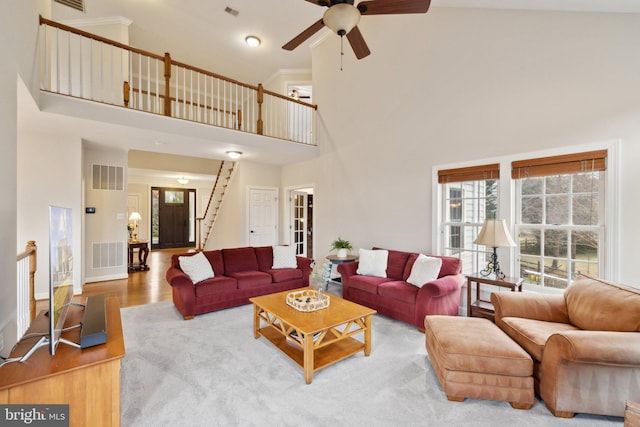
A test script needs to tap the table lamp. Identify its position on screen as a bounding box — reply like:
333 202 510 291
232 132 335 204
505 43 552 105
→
474 219 516 279
129 212 142 242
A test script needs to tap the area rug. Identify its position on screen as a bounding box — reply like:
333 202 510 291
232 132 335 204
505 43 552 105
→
120 301 623 427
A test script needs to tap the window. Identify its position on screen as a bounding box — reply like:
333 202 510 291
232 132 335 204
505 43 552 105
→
513 150 606 289
439 164 500 274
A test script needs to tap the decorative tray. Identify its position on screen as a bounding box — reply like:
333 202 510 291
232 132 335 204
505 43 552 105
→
286 289 330 312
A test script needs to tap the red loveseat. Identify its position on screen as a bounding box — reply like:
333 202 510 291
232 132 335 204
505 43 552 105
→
337 248 464 329
166 246 313 319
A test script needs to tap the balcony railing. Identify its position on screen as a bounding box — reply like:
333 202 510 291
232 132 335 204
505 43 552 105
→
38 16 317 145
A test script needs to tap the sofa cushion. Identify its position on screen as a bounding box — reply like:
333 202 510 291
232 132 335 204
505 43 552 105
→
272 245 297 269
407 254 442 287
264 268 302 283
202 250 225 276
500 317 579 362
195 276 238 297
565 275 640 332
222 247 259 274
384 249 412 280
254 246 273 271
357 249 388 278
378 280 418 304
435 256 462 278
227 271 272 289
349 275 391 294
179 252 214 284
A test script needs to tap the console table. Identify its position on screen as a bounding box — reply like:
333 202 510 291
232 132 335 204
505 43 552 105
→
0 297 125 427
128 241 149 272
467 274 523 322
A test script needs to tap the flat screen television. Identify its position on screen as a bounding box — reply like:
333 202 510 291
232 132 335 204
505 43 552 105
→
17 206 77 362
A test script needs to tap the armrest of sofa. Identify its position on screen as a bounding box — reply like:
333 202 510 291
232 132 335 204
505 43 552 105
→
337 261 358 278
165 266 197 319
414 274 465 325
491 291 569 326
165 266 195 288
296 256 313 285
544 330 640 366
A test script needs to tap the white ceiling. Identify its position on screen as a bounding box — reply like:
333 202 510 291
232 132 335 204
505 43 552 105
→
52 0 640 85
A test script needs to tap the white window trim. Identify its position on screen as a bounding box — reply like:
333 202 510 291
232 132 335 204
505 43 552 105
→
433 140 621 290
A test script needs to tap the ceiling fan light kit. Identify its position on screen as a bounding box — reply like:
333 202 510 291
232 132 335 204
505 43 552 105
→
323 3 360 36
282 0 431 63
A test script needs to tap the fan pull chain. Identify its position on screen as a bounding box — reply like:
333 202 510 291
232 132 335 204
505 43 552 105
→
340 35 344 71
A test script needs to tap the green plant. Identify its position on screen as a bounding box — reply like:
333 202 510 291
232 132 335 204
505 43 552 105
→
330 237 352 251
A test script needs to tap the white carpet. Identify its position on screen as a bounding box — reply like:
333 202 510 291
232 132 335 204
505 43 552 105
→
120 301 623 427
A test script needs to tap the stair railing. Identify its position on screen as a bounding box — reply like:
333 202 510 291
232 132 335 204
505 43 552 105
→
39 16 318 145
196 161 237 250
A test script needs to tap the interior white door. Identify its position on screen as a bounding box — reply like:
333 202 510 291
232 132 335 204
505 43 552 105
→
291 191 307 256
249 188 278 246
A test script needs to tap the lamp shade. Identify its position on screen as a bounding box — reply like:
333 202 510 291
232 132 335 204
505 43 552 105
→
474 219 516 248
129 212 141 222
323 3 361 36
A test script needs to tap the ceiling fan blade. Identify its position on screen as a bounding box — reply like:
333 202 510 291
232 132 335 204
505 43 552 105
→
346 26 371 59
305 0 331 6
282 19 325 51
357 0 430 15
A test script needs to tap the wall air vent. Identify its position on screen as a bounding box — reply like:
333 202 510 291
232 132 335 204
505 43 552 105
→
54 0 85 12
224 6 239 17
92 164 124 191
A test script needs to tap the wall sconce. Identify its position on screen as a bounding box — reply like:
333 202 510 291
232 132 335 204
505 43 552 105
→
226 151 243 160
177 177 189 185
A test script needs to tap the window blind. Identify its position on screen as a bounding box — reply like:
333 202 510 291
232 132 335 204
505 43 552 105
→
438 163 500 184
511 149 607 179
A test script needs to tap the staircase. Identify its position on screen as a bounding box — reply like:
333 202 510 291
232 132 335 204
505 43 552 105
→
197 161 237 250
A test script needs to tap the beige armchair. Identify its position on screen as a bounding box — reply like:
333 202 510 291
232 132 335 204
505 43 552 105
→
491 274 640 418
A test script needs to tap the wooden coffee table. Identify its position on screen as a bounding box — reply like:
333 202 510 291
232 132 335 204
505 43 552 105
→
250 288 376 384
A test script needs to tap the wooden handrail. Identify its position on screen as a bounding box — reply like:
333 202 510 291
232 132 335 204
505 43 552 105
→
16 240 37 322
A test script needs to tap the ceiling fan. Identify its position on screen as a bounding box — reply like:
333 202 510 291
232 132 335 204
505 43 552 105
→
282 0 431 60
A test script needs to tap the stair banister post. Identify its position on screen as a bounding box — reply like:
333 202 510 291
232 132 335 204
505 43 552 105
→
26 240 37 322
123 81 130 107
257 83 264 135
164 52 172 117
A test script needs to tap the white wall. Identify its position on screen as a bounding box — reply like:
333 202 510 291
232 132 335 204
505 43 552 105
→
1 0 50 356
282 8 640 285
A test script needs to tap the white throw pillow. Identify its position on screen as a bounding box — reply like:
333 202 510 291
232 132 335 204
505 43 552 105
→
179 252 214 284
407 254 442 288
356 249 388 278
272 245 297 269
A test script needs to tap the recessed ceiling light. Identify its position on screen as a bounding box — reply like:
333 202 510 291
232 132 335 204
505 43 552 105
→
226 150 243 160
245 35 261 48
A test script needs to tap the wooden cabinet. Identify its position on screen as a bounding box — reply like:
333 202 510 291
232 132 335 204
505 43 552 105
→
0 298 125 427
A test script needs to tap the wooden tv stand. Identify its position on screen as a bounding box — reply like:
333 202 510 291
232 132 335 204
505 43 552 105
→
0 297 125 427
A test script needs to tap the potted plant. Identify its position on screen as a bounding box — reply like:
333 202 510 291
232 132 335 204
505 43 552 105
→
330 237 352 258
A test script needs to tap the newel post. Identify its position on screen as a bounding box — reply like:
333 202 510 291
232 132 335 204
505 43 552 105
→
257 83 264 135
123 81 130 107
164 52 172 117
26 240 37 322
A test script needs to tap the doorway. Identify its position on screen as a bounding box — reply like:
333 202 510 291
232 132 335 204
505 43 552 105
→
151 187 196 249
289 187 314 258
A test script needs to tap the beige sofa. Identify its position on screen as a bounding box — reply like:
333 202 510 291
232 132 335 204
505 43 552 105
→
491 274 640 418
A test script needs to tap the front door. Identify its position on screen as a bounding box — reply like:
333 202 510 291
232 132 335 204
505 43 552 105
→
152 187 195 249
248 187 278 246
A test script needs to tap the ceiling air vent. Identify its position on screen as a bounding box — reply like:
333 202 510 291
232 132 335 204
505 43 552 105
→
54 0 85 12
224 6 239 17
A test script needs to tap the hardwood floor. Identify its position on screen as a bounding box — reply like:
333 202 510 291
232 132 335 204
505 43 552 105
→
36 247 188 312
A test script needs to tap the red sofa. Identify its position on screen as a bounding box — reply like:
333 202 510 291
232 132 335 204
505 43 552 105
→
166 246 313 319
337 248 464 329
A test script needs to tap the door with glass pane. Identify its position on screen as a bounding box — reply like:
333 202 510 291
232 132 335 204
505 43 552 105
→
151 187 196 249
